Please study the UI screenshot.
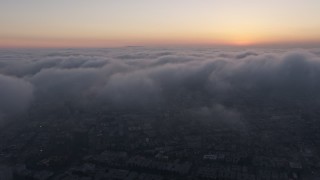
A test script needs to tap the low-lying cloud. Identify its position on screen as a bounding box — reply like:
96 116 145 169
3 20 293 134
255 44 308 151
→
0 47 320 125
0 74 33 123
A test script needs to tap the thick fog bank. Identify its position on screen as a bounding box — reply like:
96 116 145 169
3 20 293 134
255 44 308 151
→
0 47 320 125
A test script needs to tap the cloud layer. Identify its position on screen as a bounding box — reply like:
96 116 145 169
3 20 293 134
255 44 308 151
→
0 74 33 122
0 47 320 125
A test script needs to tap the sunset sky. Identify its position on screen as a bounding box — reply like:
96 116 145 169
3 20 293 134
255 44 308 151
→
1 0 320 48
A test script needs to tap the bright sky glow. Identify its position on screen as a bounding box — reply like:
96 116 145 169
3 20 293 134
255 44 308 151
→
1 0 320 48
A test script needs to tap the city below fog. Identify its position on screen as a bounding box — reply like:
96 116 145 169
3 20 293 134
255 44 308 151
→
1 47 320 179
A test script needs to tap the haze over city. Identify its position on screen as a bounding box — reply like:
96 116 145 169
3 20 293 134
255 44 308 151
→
1 1 320 180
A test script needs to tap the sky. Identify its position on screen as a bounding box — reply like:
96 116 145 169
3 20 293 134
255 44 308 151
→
1 0 320 48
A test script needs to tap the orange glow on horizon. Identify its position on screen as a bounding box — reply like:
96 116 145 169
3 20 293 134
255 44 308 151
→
1 34 320 48
1 1 320 48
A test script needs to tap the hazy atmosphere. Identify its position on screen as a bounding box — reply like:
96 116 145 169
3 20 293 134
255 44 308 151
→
1 1 320 180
